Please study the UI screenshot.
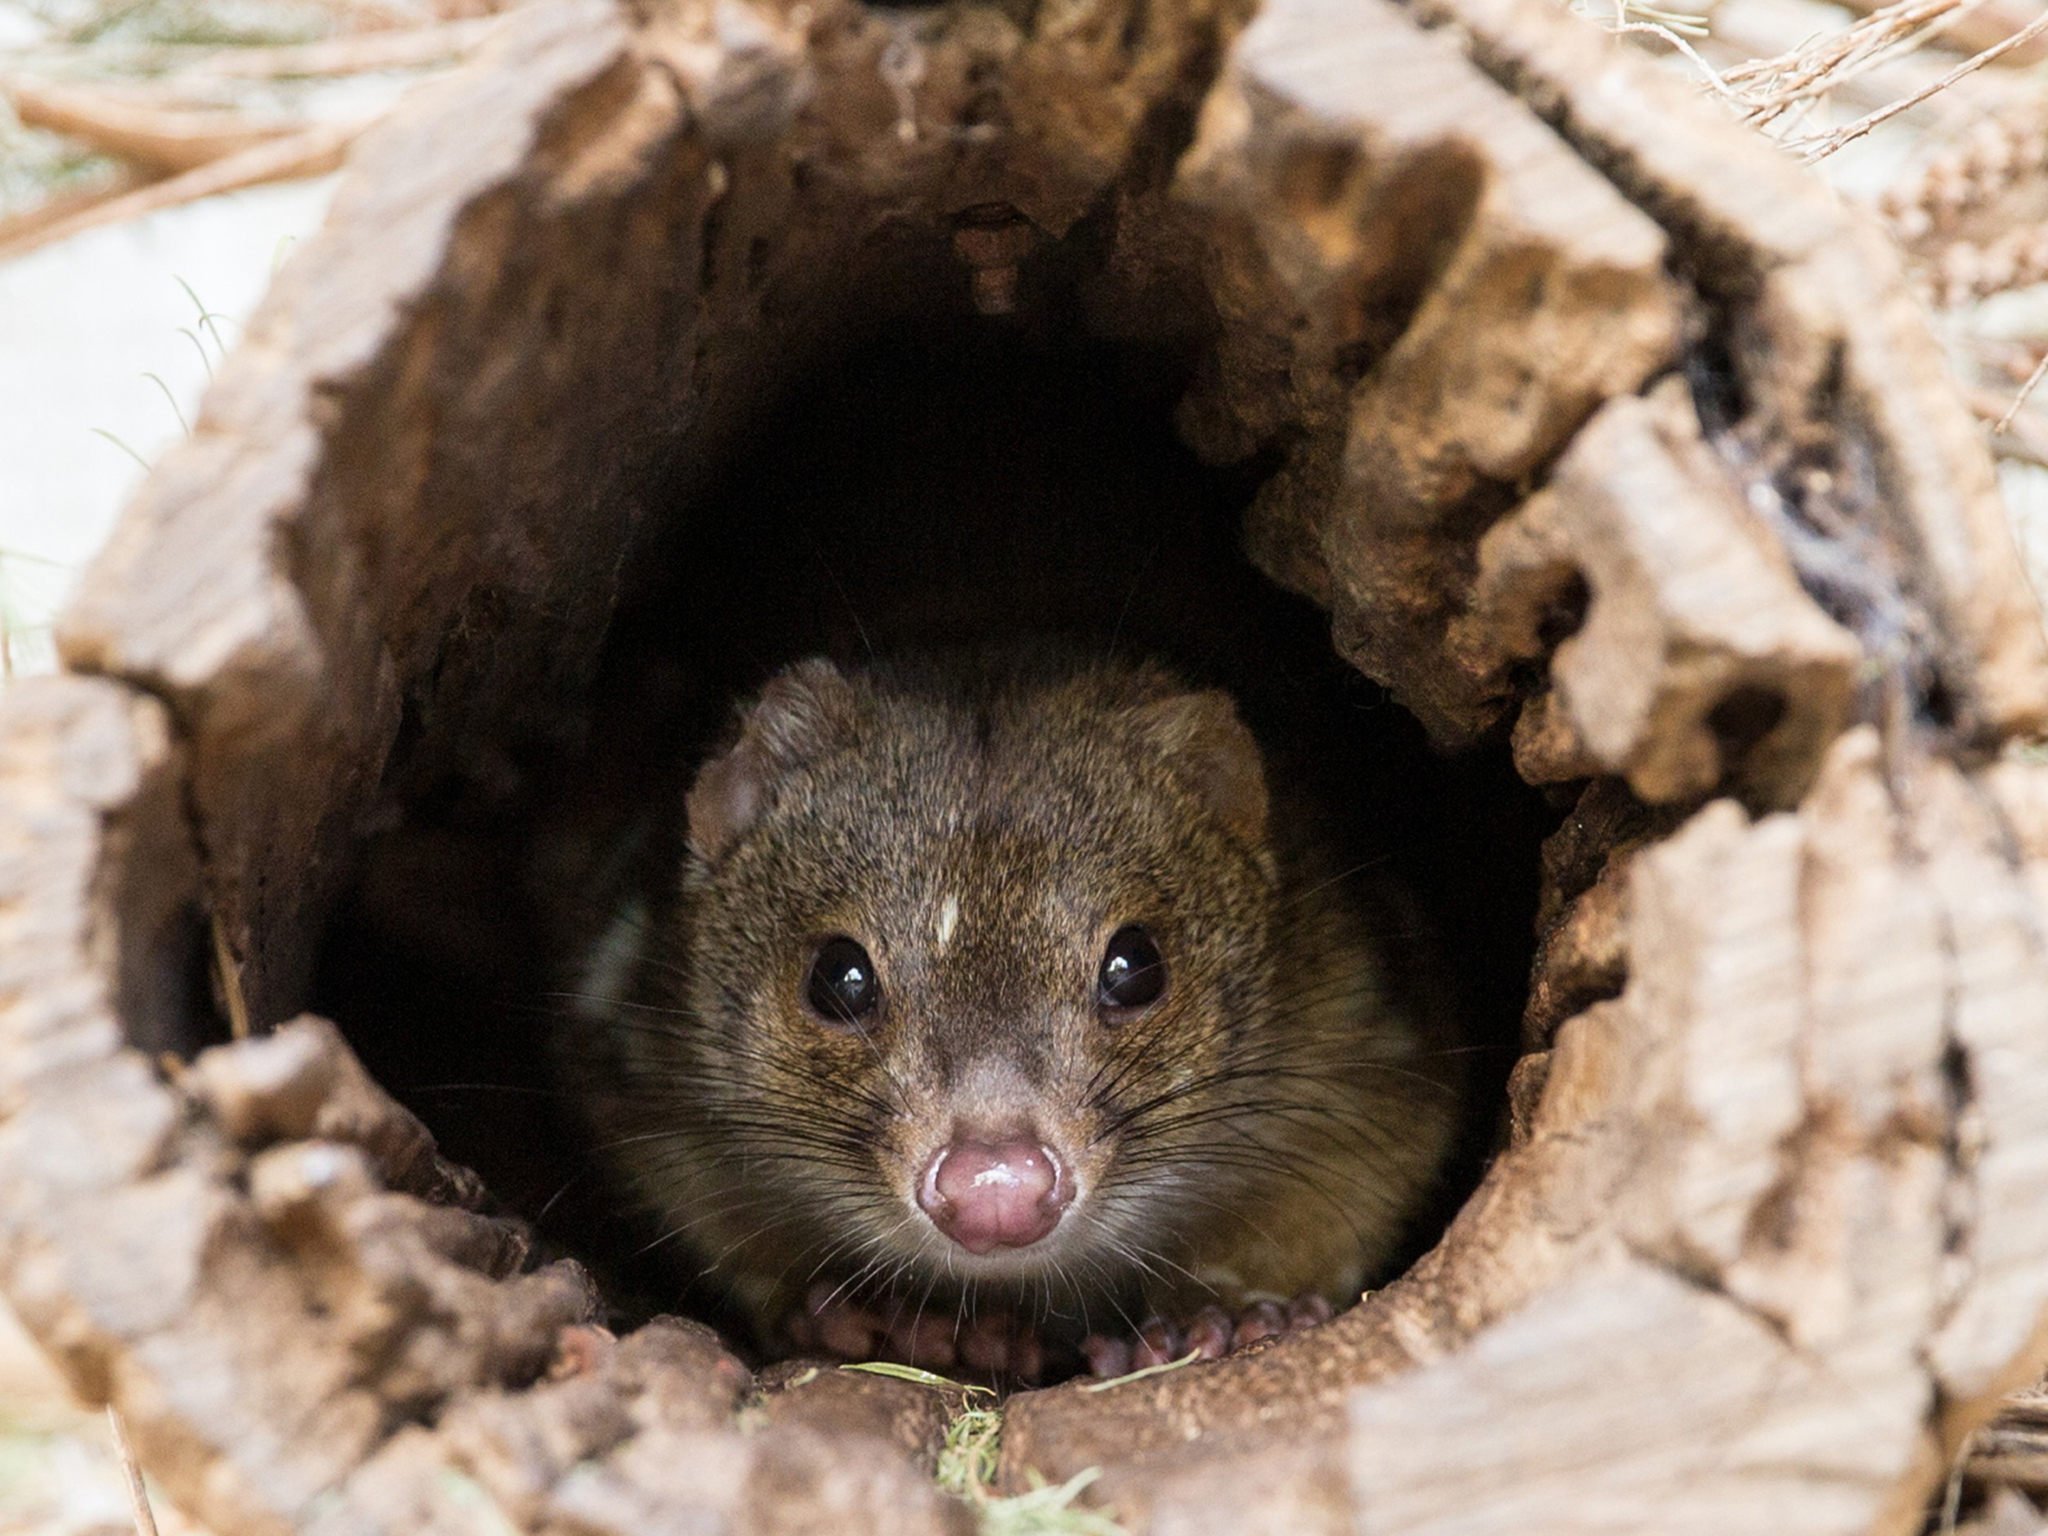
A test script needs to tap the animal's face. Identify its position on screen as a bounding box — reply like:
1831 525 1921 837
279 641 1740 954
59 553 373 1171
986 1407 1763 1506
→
678 657 1277 1307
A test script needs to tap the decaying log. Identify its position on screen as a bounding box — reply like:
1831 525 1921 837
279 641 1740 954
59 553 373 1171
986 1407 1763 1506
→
1176 0 1685 744
1458 379 1862 807
1422 0 2048 745
6 0 2048 1528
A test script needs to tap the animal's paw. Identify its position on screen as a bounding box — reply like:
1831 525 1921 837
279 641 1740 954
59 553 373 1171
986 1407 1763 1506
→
1080 1293 1335 1378
781 1280 1049 1382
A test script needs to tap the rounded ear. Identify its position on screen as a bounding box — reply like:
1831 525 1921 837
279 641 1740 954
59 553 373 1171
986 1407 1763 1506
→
686 658 857 863
1129 690 1269 847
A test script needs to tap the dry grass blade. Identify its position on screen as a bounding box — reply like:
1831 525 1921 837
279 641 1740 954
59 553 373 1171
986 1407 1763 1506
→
1719 0 1980 128
1967 388 2048 466
211 913 250 1042
1837 0 2048 61
1598 17 1740 101
1797 7 2048 158
1079 1350 1203 1392
104 1406 161 1536
1997 352 2048 435
838 1360 995 1394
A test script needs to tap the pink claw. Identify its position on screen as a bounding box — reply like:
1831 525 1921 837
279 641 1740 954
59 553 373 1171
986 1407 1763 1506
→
801 1281 882 1359
1132 1317 1182 1368
1084 1334 1134 1378
1184 1305 1235 1359
1230 1300 1287 1350
1088 1292 1341 1378
1286 1292 1335 1331
885 1310 959 1369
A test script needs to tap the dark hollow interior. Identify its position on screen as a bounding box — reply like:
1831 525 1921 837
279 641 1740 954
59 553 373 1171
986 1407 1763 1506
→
304 229 1560 1366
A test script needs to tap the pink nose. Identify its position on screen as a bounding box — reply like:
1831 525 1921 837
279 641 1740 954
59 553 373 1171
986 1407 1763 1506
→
918 1136 1069 1254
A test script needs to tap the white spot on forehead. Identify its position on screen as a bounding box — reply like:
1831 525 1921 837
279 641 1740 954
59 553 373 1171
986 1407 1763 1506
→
578 902 646 1018
936 893 960 948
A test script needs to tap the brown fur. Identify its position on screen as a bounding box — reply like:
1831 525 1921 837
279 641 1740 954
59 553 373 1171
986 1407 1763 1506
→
564 650 1459 1348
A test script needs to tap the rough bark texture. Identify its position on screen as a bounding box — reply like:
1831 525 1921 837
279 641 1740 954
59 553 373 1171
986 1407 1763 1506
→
4 0 2048 1529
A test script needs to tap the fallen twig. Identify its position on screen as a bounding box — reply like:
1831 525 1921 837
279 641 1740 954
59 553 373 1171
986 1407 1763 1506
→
1836 0 2048 63
1721 0 1982 129
0 115 369 260
19 16 500 81
195 17 498 76
1960 386 2048 466
1996 352 2048 435
0 162 149 247
4 75 314 174
1797 7 2048 159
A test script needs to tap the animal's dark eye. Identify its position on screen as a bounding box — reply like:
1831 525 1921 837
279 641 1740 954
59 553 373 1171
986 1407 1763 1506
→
1098 924 1166 1011
806 936 880 1027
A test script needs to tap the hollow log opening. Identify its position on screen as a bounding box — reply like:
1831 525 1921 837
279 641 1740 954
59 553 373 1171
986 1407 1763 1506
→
309 264 1560 1355
224 0 1635 1364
